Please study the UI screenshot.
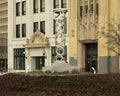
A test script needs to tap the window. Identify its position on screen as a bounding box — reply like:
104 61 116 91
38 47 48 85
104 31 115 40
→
85 5 88 15
51 46 67 63
16 24 20 38
14 48 25 70
51 47 56 63
40 21 45 34
33 22 38 32
22 1 26 15
96 3 98 16
16 2 20 16
40 0 45 12
64 18 67 34
33 0 38 13
90 4 93 13
80 6 83 18
22 24 26 37
61 0 67 8
53 20 56 34
54 0 59 9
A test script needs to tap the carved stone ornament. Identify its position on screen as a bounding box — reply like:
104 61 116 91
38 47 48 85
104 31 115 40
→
23 30 49 48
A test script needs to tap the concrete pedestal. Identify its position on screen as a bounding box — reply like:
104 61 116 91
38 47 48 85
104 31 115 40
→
43 61 79 72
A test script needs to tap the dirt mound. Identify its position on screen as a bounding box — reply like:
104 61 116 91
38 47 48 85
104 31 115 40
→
0 73 120 96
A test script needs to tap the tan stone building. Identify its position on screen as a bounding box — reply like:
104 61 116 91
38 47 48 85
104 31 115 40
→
0 0 7 70
76 0 120 73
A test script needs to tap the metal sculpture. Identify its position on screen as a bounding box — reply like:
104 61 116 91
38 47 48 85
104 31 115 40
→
54 9 67 62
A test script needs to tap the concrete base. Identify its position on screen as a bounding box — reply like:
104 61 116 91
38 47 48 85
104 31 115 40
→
43 61 79 72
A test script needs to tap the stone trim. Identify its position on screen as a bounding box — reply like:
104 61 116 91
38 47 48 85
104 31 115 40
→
23 30 49 48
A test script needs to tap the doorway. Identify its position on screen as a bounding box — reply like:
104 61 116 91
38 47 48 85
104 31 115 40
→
85 43 98 73
36 57 45 70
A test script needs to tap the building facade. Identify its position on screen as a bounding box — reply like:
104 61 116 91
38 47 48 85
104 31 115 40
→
8 0 78 72
8 0 120 73
77 0 120 73
0 0 8 70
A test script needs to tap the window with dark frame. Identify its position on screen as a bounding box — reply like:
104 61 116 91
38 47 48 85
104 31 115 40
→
40 21 45 34
80 6 83 18
22 24 26 37
61 0 67 8
22 1 26 15
53 20 56 34
51 47 56 63
96 3 98 16
16 2 20 16
33 22 38 32
53 0 59 9
51 46 67 63
90 4 93 14
64 17 67 34
14 48 25 70
33 0 38 13
85 5 88 15
40 0 45 12
16 24 20 38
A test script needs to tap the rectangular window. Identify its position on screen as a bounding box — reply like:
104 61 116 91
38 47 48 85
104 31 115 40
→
40 0 45 12
80 6 83 18
96 3 98 16
61 0 67 8
40 21 45 34
53 20 56 34
16 2 20 16
85 5 88 15
22 1 26 15
51 46 67 63
51 47 56 63
90 4 93 13
53 0 59 9
64 18 67 34
14 48 25 70
33 0 38 13
16 24 20 38
22 24 26 37
33 22 38 32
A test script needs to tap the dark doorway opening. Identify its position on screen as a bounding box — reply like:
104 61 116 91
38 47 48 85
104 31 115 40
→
36 57 45 70
85 43 98 73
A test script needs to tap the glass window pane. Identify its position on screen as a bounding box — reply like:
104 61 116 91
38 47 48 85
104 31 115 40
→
16 2 20 16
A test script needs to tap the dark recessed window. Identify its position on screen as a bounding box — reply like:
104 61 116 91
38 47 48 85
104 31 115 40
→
16 24 20 38
40 21 45 34
14 48 25 70
40 0 45 12
22 1 26 15
85 5 88 15
53 0 59 9
96 3 98 16
51 46 67 63
53 20 56 34
33 22 38 32
22 24 26 37
61 0 67 8
80 6 83 18
90 4 93 13
16 2 20 16
33 0 38 13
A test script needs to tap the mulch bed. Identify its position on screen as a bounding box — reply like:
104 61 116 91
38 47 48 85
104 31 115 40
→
0 73 120 96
